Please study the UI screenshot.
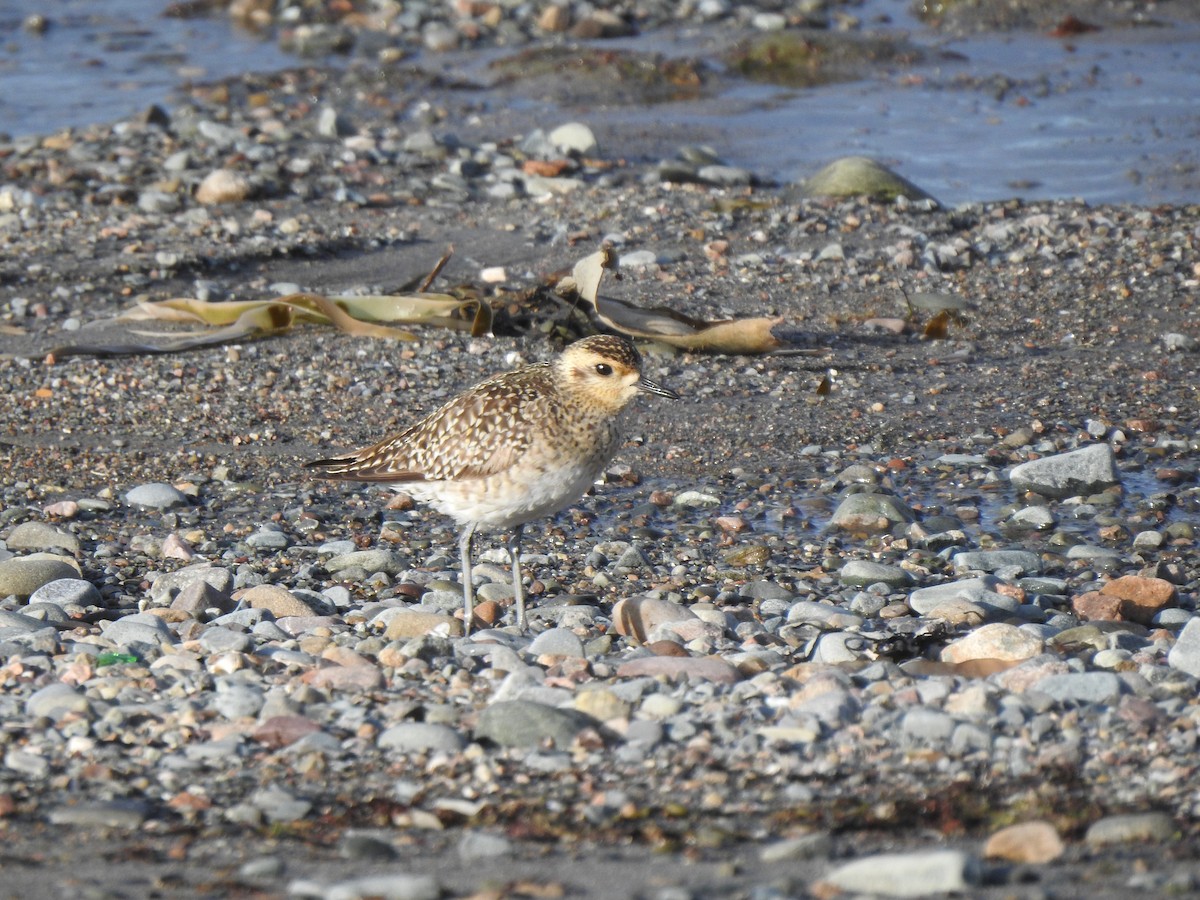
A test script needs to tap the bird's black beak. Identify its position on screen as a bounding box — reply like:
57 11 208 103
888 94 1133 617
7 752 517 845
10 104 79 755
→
638 376 680 400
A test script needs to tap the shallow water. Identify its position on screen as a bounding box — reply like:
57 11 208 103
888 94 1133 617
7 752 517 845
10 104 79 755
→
0 0 292 136
2 0 1197 207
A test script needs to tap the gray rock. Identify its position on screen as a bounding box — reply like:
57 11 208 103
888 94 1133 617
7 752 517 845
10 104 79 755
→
25 683 90 721
250 786 311 823
457 830 513 861
811 632 866 664
46 799 149 828
839 560 913 588
199 627 253 655
698 164 752 186
1166 617 1200 677
822 849 979 897
287 873 438 900
1034 672 1123 705
149 564 234 604
325 549 407 576
246 528 290 550
377 723 465 753
787 601 864 630
171 578 234 615
901 707 957 744
1008 506 1055 530
30 577 101 607
830 492 915 531
103 613 175 648
475 700 597 749
1009 444 1119 498
1084 812 1177 846
0 557 80 598
759 831 833 863
951 550 1042 575
5 521 80 553
527 627 586 658
214 679 265 719
908 577 1000 613
338 832 398 861
0 608 52 633
672 490 722 508
124 482 190 509
548 122 598 156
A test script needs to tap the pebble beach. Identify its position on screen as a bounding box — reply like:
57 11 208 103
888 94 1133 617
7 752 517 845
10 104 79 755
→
2 0 1200 897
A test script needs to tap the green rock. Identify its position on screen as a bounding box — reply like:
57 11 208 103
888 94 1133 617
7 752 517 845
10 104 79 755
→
802 156 937 203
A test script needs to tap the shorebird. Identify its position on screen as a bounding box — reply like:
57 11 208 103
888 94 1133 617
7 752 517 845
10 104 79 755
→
306 335 679 632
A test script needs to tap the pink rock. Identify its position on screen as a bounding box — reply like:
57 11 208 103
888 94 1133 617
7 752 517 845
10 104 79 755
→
303 663 384 692
940 623 1044 664
612 596 698 643
253 715 322 748
1100 575 1177 625
615 656 741 684
984 821 1065 864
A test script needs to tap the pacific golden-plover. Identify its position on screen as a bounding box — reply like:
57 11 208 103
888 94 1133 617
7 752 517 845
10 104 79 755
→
306 334 679 632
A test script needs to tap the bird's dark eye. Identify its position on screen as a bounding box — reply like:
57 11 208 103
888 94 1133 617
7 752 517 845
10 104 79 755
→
595 363 613 377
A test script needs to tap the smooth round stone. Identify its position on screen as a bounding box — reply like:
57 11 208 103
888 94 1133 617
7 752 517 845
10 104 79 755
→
317 539 357 556
214 681 265 720
47 800 149 828
474 700 597 749
0 557 79 598
810 632 866 665
324 549 407 575
640 693 683 719
759 831 834 863
672 490 721 508
801 156 937 202
457 830 513 862
25 682 90 721
1166 617 1200 677
528 627 585 658
249 786 311 823
1085 812 1177 846
199 627 253 654
246 529 290 550
822 849 979 896
29 577 101 607
951 550 1042 575
548 121 598 155
124 482 190 509
1033 671 1123 705
829 492 915 531
1009 506 1055 530
103 614 175 648
901 707 957 743
787 600 864 630
378 722 465 753
1154 608 1194 627
839 560 913 588
698 164 752 186
5 521 80 553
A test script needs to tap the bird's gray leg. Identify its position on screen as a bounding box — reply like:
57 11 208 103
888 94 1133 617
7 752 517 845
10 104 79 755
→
459 522 477 635
506 524 526 631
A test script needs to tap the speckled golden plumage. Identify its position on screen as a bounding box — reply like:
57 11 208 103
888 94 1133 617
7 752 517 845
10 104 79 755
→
306 335 678 632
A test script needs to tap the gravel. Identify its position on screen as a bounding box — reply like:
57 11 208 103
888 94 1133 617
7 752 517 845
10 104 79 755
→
0 1 1199 897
